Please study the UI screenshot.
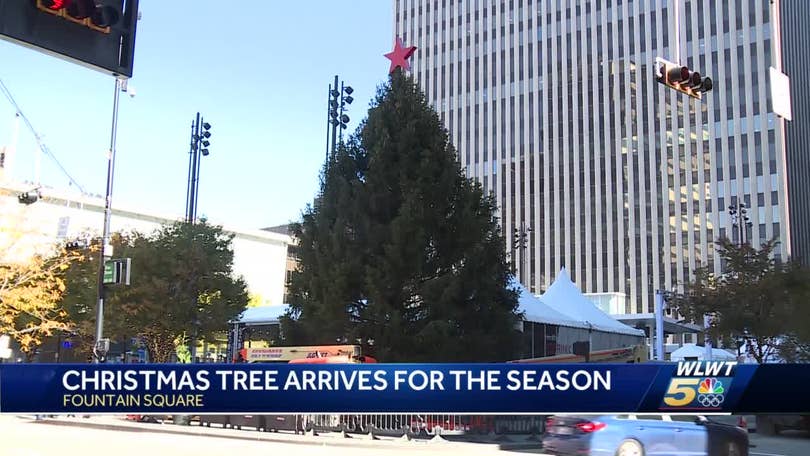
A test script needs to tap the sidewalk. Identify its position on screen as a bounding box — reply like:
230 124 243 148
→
19 415 542 452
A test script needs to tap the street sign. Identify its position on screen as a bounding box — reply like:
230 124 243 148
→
103 258 131 285
56 216 70 239
95 338 110 355
103 261 116 284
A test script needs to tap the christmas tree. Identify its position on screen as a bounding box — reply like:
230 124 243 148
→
284 71 521 362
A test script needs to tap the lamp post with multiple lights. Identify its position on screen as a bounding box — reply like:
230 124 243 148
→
325 75 353 166
186 112 212 223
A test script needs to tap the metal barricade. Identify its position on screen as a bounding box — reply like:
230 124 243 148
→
493 415 546 434
408 414 467 436
302 414 342 431
300 414 545 438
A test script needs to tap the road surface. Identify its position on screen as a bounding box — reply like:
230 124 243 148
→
2 415 807 455
0 415 540 456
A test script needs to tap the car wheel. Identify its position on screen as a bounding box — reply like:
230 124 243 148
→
615 439 645 456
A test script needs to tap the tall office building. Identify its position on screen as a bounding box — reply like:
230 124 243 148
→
394 0 809 313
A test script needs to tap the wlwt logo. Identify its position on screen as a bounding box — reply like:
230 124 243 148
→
661 361 735 410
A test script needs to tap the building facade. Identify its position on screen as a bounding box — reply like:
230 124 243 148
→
394 0 809 313
0 180 292 309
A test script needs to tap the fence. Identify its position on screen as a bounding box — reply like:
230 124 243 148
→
193 414 547 438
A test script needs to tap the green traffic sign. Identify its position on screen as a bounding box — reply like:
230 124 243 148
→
103 261 116 284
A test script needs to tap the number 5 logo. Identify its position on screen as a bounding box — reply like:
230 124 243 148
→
663 378 700 407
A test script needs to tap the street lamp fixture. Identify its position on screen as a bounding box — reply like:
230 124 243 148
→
325 75 354 166
513 222 532 287
728 201 752 245
186 112 213 223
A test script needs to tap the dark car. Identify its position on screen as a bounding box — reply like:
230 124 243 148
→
543 414 748 456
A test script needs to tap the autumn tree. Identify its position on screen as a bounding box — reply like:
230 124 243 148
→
671 237 810 363
0 224 89 360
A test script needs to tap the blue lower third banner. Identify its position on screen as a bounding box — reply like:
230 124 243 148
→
0 363 807 414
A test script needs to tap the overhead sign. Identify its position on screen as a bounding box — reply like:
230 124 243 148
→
0 0 139 78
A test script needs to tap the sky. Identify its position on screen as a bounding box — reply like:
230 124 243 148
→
0 1 393 230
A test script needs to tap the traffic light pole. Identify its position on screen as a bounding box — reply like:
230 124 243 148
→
94 77 122 363
187 112 201 222
672 0 682 63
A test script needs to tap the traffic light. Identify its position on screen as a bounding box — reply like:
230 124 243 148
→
0 0 139 78
655 57 713 100
17 190 40 205
65 239 87 250
37 0 121 34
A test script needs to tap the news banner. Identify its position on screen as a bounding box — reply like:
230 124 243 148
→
0 362 806 414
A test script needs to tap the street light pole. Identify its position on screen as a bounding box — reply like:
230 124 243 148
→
185 113 211 223
513 222 532 287
330 75 339 159
184 113 211 362
94 77 123 363
325 75 354 167
187 112 201 222
186 116 197 222
728 200 752 246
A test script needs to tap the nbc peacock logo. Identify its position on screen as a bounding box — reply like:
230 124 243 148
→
698 377 725 394
697 377 725 407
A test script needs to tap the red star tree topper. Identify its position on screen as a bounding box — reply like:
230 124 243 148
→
384 37 417 74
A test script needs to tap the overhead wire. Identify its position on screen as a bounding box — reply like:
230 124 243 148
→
0 76 89 195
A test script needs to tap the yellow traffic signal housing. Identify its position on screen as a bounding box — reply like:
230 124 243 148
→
655 57 713 100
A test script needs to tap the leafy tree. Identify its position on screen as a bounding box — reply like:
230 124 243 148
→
284 72 521 362
57 232 128 361
670 237 810 363
174 333 192 363
60 221 249 362
0 221 88 359
0 246 87 360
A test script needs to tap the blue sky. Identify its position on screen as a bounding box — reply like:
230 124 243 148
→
0 1 393 229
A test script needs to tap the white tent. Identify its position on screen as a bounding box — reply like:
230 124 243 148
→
670 343 738 361
231 305 289 326
511 278 590 330
539 268 645 337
